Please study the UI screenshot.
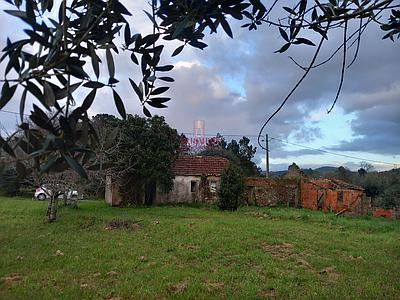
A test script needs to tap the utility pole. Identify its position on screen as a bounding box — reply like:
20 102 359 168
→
265 133 269 178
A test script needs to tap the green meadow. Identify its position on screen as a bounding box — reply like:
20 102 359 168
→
1 197 399 299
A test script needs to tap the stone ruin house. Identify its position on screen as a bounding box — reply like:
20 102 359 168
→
156 155 229 204
106 155 229 206
244 162 371 216
300 178 370 215
245 177 370 216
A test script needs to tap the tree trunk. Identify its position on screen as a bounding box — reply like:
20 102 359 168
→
46 196 58 222
144 181 156 206
62 191 68 206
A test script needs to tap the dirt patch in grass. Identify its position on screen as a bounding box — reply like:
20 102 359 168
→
259 243 315 268
259 242 294 258
204 280 225 292
319 266 340 282
346 255 365 262
105 219 142 230
177 243 199 251
168 280 188 294
80 216 102 229
294 257 339 281
259 287 277 298
107 271 118 277
104 292 130 300
1 273 23 284
297 258 314 271
260 242 318 274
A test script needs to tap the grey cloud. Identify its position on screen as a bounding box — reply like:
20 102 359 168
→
293 127 323 143
192 12 400 156
270 148 321 159
330 105 400 155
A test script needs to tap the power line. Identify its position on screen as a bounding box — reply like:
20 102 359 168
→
181 132 259 138
0 109 30 117
271 137 397 167
181 131 397 167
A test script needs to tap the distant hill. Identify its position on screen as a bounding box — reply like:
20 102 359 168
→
269 166 337 177
268 170 286 177
313 166 337 174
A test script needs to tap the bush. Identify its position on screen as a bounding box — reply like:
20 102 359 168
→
218 165 245 211
0 167 20 196
376 183 400 209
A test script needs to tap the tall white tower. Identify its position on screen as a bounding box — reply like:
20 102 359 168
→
193 120 205 138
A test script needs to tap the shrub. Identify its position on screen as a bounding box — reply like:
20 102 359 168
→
0 167 20 196
218 165 245 211
376 183 400 209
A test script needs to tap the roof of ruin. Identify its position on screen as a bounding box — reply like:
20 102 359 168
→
329 178 365 191
172 155 229 176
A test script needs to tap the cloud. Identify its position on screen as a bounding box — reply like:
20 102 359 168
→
292 126 323 143
330 104 400 155
192 11 400 159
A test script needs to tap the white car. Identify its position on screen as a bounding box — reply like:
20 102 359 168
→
34 185 79 201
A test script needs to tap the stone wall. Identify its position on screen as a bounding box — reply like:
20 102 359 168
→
372 207 400 219
245 177 300 207
300 179 369 215
156 175 221 204
156 175 200 204
246 177 370 216
300 180 331 210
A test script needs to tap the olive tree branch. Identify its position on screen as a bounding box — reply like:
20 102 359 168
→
327 19 348 114
257 22 330 150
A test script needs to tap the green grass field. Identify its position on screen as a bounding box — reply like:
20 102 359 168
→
0 197 399 299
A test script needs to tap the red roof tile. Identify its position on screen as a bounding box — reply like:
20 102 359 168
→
172 155 229 176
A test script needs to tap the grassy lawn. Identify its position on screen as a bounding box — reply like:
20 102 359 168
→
0 197 399 299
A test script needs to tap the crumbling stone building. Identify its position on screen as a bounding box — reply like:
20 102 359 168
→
105 155 229 206
156 155 229 204
244 177 370 216
300 178 370 215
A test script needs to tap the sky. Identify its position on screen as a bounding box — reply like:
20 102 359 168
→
0 1 399 172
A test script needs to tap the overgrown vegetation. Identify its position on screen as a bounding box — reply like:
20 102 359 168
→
0 166 19 196
201 134 261 176
0 198 399 299
91 114 181 206
218 165 245 211
328 166 400 209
